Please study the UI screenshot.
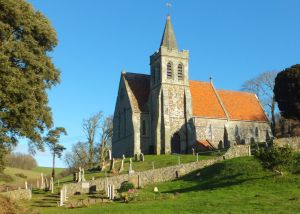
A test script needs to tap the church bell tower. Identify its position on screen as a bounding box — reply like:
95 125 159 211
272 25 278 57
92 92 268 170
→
149 15 194 154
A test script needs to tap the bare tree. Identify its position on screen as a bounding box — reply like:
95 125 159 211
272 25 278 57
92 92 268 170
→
241 71 278 134
83 112 103 168
64 141 89 169
98 115 113 168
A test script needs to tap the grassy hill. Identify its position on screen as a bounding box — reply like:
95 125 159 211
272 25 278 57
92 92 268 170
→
24 154 300 213
0 167 65 186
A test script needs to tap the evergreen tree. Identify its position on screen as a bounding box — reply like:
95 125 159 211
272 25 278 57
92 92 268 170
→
44 127 67 179
0 0 59 171
274 64 300 120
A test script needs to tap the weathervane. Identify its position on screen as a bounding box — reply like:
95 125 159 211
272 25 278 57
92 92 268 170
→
166 2 172 16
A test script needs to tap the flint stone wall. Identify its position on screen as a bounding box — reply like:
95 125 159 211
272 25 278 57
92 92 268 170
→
274 137 300 151
65 145 250 197
0 189 31 201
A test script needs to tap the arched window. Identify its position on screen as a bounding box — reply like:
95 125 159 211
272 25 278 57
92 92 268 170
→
167 62 173 79
178 63 183 80
255 127 259 137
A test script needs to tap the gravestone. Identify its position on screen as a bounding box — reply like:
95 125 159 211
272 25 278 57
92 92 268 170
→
40 173 45 189
134 154 138 161
25 181 28 190
77 167 82 183
59 189 64 206
81 168 86 182
64 185 67 201
140 153 144 162
119 158 124 173
110 184 114 200
108 149 112 160
192 148 195 156
129 158 134 175
109 158 115 171
50 177 54 193
45 177 49 190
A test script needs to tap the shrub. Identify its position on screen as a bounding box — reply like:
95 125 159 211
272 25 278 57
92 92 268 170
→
255 145 294 172
119 181 134 193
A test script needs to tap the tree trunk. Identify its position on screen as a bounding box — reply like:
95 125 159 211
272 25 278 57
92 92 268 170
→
52 144 56 179
89 140 93 169
271 96 276 136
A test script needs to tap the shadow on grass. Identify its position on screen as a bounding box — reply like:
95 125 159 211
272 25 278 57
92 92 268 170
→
163 160 274 194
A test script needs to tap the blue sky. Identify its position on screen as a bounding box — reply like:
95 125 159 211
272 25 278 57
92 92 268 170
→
15 0 300 167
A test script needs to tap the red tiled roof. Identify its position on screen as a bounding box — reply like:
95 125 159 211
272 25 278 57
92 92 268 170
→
122 74 268 122
217 90 268 122
196 140 213 149
123 73 150 112
189 80 227 119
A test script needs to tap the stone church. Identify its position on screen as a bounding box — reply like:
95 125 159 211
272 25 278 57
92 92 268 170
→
112 16 271 157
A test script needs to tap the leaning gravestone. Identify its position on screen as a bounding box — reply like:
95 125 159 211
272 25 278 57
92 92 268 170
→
119 158 124 173
109 158 115 171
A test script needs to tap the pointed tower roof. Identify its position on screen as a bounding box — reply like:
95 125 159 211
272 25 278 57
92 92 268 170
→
160 15 178 50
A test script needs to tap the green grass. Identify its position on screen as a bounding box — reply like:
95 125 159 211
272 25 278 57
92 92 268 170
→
22 154 300 213
32 167 65 176
56 153 219 184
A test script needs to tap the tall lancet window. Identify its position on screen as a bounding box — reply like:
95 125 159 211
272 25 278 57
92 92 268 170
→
178 63 183 80
167 62 173 79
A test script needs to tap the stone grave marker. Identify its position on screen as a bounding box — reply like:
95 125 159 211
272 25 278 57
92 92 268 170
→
134 153 138 161
129 158 134 175
119 158 124 173
140 153 144 162
109 158 115 171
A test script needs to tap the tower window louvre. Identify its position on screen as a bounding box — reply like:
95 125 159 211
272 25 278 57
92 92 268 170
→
178 63 183 80
167 62 173 79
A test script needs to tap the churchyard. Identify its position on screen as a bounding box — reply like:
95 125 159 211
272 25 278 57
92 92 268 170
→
0 145 298 213
11 151 300 214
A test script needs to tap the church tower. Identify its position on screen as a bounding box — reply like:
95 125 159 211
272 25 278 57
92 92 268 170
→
149 15 194 154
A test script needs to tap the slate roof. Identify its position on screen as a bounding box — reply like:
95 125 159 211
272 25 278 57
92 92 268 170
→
122 73 268 122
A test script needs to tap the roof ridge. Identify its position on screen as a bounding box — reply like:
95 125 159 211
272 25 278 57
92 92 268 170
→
210 81 230 121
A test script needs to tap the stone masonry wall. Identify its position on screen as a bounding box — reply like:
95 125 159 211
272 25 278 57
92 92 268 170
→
64 145 250 197
274 137 300 151
0 189 31 201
